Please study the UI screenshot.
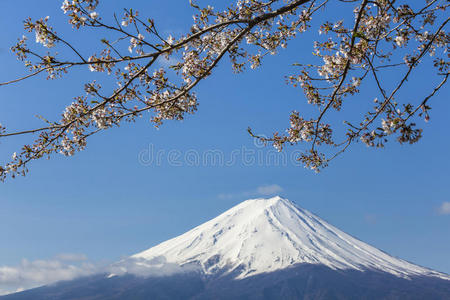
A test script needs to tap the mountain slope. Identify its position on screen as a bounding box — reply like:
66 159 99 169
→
131 196 448 280
3 265 450 300
2 196 449 300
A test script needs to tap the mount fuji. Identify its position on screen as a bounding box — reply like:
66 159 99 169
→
2 196 450 299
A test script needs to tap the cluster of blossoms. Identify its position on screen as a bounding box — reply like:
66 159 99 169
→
120 9 139 27
0 0 448 180
91 107 112 129
33 16 56 48
61 0 99 28
264 0 449 170
128 34 145 54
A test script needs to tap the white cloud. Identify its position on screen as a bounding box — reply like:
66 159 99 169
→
0 254 97 296
256 184 283 196
218 184 283 199
438 202 450 215
0 287 25 297
0 251 205 296
109 256 199 278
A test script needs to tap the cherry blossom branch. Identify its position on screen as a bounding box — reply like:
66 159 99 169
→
0 0 447 179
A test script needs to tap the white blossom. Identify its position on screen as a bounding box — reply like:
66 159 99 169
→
381 119 393 134
88 56 96 72
92 107 111 129
166 35 174 45
61 0 70 13
35 17 55 48
128 37 138 53
90 12 99 19
395 35 406 47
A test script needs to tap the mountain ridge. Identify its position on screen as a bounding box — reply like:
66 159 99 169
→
128 196 449 280
2 196 449 300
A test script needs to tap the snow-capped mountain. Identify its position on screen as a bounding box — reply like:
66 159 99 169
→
3 196 450 300
131 196 448 280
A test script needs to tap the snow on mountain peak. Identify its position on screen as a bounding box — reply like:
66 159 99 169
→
130 196 449 280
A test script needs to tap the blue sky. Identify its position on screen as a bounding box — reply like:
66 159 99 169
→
0 0 449 294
